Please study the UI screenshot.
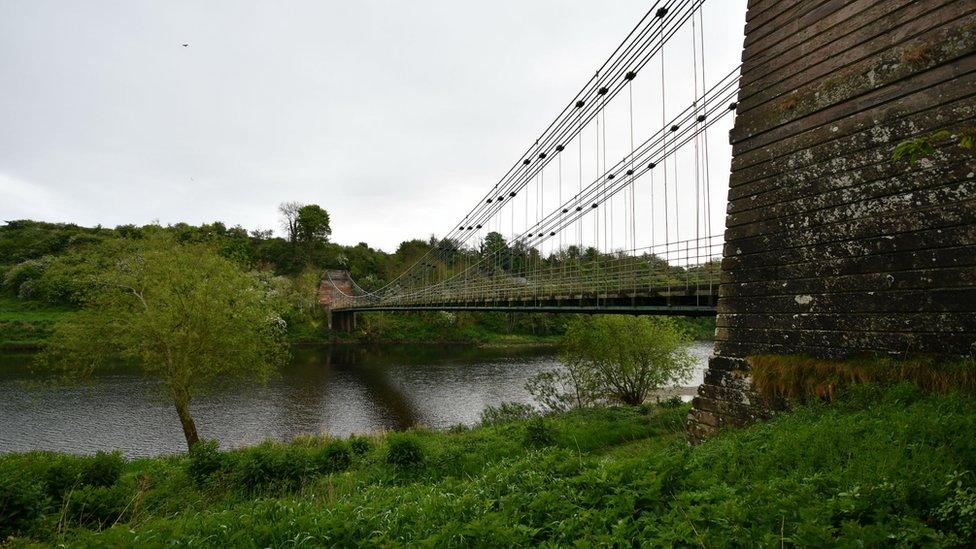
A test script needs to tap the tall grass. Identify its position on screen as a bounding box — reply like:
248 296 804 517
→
749 354 976 402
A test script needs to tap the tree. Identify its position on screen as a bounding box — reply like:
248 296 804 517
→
37 235 288 450
525 360 603 413
278 201 303 244
558 315 695 406
295 204 331 244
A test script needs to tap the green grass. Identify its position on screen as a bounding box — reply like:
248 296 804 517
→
3 384 976 546
0 297 75 349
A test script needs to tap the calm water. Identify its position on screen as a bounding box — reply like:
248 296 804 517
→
0 342 712 457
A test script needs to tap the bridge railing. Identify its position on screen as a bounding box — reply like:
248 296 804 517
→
332 234 723 311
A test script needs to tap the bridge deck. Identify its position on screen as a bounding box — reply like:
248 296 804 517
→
332 288 718 316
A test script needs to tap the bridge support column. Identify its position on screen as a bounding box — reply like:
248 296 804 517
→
332 311 358 333
688 1 976 442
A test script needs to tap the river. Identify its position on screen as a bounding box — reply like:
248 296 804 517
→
0 342 712 457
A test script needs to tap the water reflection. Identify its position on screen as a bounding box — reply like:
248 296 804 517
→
0 342 712 457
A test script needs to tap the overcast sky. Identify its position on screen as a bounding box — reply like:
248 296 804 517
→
1 1 747 252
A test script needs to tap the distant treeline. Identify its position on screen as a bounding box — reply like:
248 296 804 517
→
0 214 715 342
0 215 438 307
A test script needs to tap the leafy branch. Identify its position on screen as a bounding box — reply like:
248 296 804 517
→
892 128 976 164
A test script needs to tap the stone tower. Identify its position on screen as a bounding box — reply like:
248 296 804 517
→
689 0 976 440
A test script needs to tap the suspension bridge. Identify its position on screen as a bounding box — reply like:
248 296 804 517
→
315 0 976 436
322 0 733 322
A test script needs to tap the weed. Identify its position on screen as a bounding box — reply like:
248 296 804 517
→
385 434 425 469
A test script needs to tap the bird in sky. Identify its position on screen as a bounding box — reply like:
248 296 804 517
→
181 43 189 47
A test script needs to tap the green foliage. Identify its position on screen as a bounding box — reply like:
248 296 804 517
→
357 311 567 344
39 452 122 500
230 443 314 493
0 297 71 348
65 484 130 529
37 235 289 449
0 471 46 538
892 132 942 164
349 435 372 456
935 472 976 545
43 457 84 499
658 395 684 409
525 361 603 413
673 316 716 341
551 315 696 406
314 440 353 473
295 204 332 244
893 128 976 164
81 451 124 488
480 402 538 426
1 219 719 348
8 390 976 545
385 433 425 469
522 418 556 448
187 440 223 487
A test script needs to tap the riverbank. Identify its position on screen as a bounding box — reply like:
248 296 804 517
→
1 300 716 350
0 297 72 351
268 312 712 347
2 383 974 545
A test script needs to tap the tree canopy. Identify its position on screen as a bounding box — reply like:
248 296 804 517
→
555 315 695 406
37 235 289 449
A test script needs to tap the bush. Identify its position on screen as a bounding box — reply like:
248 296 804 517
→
315 441 352 473
658 396 684 409
480 402 537 426
2 258 50 297
187 440 223 487
43 457 83 499
349 435 371 456
0 473 46 538
65 485 129 529
935 472 976 545
385 434 424 469
40 452 123 502
81 451 124 488
523 418 555 448
230 444 311 493
556 315 695 407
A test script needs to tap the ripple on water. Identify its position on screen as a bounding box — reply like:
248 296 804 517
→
0 342 712 457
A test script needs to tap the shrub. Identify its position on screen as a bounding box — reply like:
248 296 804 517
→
43 457 83 499
525 367 603 413
230 444 311 493
81 451 124 488
315 441 352 473
480 402 537 426
349 435 371 456
40 452 123 502
523 418 555 448
558 315 695 406
187 440 223 487
2 258 50 297
65 485 129 529
0 473 46 538
935 472 976 545
385 434 424 469
658 396 684 409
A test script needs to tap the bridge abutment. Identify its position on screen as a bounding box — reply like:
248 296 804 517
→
689 0 976 442
332 311 358 333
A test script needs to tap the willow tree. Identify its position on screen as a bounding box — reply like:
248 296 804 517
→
38 235 288 450
560 315 695 406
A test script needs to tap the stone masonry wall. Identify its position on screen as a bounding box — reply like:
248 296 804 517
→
689 0 976 442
